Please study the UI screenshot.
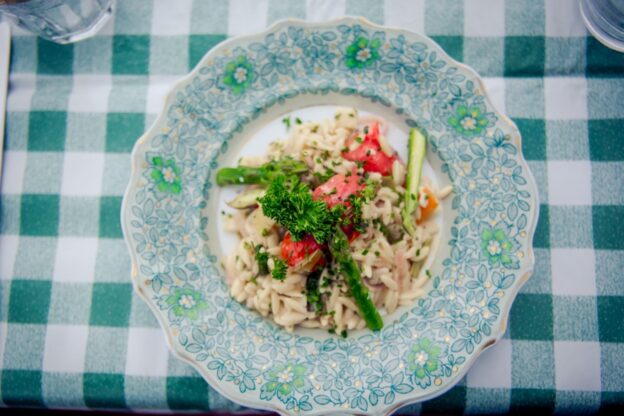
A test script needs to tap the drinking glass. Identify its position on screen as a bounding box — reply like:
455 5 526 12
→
0 0 114 44
580 0 624 52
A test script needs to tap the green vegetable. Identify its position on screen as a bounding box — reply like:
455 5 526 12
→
305 270 324 314
329 227 383 331
254 245 270 275
258 175 340 244
216 158 308 186
272 257 288 281
227 188 266 209
402 127 427 237
282 116 291 129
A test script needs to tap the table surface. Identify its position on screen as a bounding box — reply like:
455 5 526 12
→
1 0 623 414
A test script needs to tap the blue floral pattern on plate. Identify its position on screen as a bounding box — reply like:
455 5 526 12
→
122 17 538 415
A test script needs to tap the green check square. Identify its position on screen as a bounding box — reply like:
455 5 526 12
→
37 38 73 75
83 373 126 409
463 38 504 77
150 36 189 75
601 392 624 414
555 391 600 414
504 36 545 77
167 376 210 410
510 388 555 414
550 206 593 249
59 196 100 236
465 388 509 414
66 113 106 152
13 237 57 279
545 38 586 76
533 204 549 248
588 119 624 161
106 113 145 153
510 294 553 340
595 250 624 296
0 195 20 234
546 120 589 160
505 0 545 36
23 152 63 194
553 296 598 341
8 280 51 324
601 344 624 391
431 36 463 62
48 282 92 324
1 281 9 321
520 248 551 294
592 205 624 250
1 370 44 406
189 34 227 69
3 324 46 370
125 376 168 409
10 36 37 73
112 35 150 75
425 0 463 35
516 119 545 161
129 294 160 327
73 37 112 74
42 373 85 408
99 196 123 239
586 37 624 77
421 385 466 414
28 111 66 151
89 282 132 327
20 194 60 236
512 340 555 389
527 161 548 203
95 239 132 283
190 0 228 34
346 0 383 24
597 296 624 342
84 327 128 373
4 111 29 150
267 0 305 23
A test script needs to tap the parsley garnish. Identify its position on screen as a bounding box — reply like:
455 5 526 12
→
254 245 270 275
282 117 291 129
306 270 324 314
272 258 288 280
259 175 340 244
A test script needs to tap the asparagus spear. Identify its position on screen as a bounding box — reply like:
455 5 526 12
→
329 226 384 331
216 158 308 186
402 127 427 237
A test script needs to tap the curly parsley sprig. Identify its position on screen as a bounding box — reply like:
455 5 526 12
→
258 175 342 244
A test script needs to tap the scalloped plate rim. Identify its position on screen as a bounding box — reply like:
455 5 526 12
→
121 16 540 415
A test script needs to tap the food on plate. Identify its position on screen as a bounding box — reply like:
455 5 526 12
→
218 108 450 334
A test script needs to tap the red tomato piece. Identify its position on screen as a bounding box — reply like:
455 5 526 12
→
280 232 324 268
312 172 366 209
342 122 397 176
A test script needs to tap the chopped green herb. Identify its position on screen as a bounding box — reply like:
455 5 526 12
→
374 251 380 257
340 330 348 338
282 117 291 129
306 270 324 314
295 117 303 125
259 175 341 244
254 245 270 275
261 228 270 237
272 257 288 281
355 136 363 144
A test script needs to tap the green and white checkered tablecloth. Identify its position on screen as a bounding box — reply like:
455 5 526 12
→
1 0 623 413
